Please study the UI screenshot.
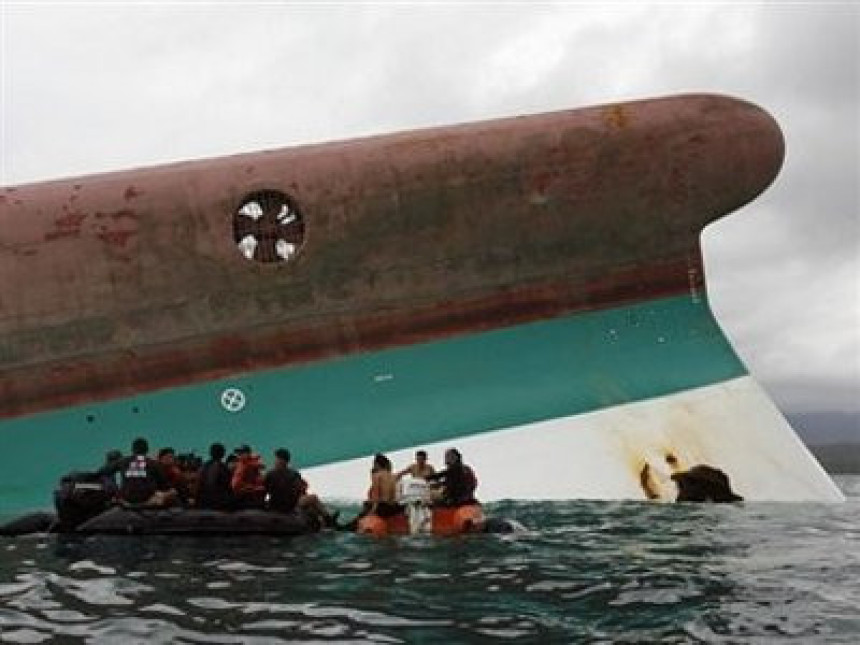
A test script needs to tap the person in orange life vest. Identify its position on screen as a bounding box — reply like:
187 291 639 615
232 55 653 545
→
231 444 266 508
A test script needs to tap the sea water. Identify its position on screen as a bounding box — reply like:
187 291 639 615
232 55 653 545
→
1 476 857 643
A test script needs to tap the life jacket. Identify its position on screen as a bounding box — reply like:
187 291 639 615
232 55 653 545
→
232 455 265 493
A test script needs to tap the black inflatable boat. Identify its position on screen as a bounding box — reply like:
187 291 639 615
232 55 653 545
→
0 469 321 537
1 506 320 536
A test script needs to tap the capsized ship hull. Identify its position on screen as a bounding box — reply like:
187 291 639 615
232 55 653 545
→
0 94 843 512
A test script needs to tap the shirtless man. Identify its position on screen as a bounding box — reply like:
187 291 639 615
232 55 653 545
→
367 453 400 516
395 450 435 481
341 453 402 530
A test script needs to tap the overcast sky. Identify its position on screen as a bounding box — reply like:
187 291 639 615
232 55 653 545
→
1 2 858 416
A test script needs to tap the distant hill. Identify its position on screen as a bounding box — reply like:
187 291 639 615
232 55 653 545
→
806 444 860 475
785 412 860 474
786 412 859 445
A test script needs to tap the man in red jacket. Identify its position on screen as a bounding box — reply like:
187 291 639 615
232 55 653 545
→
231 445 266 508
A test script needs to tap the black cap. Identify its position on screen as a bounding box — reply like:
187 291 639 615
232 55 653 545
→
275 448 291 462
234 444 251 455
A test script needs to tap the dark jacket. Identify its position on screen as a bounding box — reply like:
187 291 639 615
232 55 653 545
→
428 462 478 506
264 466 306 513
116 455 169 504
195 459 234 510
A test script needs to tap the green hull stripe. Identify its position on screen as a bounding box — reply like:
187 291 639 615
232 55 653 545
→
0 294 745 512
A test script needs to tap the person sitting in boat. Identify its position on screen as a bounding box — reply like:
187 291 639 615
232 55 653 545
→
158 447 191 505
264 448 339 527
195 443 234 510
426 448 478 507
231 444 266 509
366 453 402 517
97 449 123 499
340 453 404 531
115 437 177 507
395 449 436 481
264 447 306 513
175 451 203 504
226 453 238 475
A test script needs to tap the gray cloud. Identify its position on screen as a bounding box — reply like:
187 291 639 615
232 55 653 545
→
2 3 858 413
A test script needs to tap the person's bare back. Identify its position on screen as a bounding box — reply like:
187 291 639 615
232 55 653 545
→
369 470 398 504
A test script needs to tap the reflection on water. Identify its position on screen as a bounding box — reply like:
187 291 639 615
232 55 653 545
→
1 476 858 643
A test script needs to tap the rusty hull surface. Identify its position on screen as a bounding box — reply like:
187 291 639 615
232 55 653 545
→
0 94 784 420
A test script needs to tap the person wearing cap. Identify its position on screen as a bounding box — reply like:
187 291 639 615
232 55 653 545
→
395 449 435 481
231 444 266 509
264 448 338 527
426 448 478 507
196 443 234 510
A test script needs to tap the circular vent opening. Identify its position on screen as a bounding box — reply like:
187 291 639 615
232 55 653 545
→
233 190 305 264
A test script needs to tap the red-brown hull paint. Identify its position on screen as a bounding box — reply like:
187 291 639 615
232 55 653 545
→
0 94 784 420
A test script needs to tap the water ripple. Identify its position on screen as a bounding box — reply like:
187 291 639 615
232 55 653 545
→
0 476 857 642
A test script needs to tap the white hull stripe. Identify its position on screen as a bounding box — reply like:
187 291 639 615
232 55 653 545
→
305 376 844 502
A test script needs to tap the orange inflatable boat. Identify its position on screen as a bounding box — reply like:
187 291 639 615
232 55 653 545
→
357 504 485 537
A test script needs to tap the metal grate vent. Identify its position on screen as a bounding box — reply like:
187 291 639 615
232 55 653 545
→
233 190 305 264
